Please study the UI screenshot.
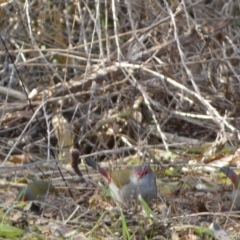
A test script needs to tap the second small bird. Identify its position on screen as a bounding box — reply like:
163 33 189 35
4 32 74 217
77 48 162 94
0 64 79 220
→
85 157 157 206
16 180 58 202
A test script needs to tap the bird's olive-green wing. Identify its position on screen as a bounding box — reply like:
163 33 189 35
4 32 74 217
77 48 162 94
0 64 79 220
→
110 169 132 188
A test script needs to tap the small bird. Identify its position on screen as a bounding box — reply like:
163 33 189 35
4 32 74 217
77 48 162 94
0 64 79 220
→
220 167 240 209
16 180 58 202
84 157 157 205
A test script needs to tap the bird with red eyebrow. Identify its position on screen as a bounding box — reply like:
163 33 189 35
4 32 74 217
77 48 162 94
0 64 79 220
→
84 157 157 205
16 180 58 212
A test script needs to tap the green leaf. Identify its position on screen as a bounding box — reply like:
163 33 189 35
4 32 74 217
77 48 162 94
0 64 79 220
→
120 210 131 240
0 224 24 238
138 195 155 219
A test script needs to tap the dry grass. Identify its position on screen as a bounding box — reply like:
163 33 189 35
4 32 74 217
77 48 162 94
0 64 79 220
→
0 0 240 239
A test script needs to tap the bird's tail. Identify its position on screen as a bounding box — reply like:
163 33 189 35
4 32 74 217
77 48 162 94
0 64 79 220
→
85 157 98 170
220 167 240 189
85 157 111 182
